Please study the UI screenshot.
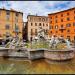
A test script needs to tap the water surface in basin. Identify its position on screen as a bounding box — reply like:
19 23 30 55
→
0 57 75 74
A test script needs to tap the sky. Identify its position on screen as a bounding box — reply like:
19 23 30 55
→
0 1 75 22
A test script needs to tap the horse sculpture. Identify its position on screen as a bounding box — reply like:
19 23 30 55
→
49 35 71 49
49 35 59 49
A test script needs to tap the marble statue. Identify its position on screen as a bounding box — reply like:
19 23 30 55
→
49 35 59 49
49 35 71 49
65 39 71 49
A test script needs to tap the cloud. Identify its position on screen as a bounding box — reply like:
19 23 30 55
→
0 1 75 22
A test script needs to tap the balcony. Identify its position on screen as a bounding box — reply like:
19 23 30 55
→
59 27 66 30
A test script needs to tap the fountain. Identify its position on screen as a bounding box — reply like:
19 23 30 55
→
31 26 49 49
27 26 75 61
1 36 28 59
0 25 74 61
44 35 75 61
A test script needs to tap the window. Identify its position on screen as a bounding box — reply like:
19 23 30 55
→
74 36 75 40
35 29 37 35
35 23 37 26
50 21 52 23
67 17 70 21
6 11 10 15
67 30 70 32
50 31 52 33
43 23 44 26
31 23 33 26
46 24 48 26
67 13 69 15
61 35 63 37
50 17 52 19
74 16 75 20
6 11 10 21
73 22 75 26
55 20 57 23
15 24 19 32
55 25 58 29
66 23 71 27
6 16 10 21
39 23 41 26
5 24 10 30
42 18 45 21
61 24 63 28
74 11 75 14
56 31 58 33
61 14 63 17
61 19 63 22
39 18 41 21
16 13 19 17
31 29 33 35
55 15 57 18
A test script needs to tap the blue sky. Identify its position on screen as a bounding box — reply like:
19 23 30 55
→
0 1 75 21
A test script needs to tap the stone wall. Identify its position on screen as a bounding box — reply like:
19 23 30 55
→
28 50 44 60
44 50 74 61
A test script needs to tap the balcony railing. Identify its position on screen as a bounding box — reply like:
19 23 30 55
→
59 27 66 30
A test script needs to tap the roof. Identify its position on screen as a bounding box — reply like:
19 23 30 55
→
48 7 75 15
0 8 23 14
27 15 48 18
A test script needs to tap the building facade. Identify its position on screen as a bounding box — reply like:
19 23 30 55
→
0 8 23 40
25 15 50 41
48 7 75 42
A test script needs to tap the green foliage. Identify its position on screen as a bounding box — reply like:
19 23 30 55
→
29 41 49 49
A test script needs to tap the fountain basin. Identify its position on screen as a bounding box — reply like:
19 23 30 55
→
28 48 44 60
44 49 75 61
0 47 10 57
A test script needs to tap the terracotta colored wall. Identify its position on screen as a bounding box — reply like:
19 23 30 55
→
48 8 75 41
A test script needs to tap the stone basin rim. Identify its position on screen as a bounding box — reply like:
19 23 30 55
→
26 48 74 52
45 49 74 52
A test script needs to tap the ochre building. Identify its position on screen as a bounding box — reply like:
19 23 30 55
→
48 7 75 41
0 8 23 40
